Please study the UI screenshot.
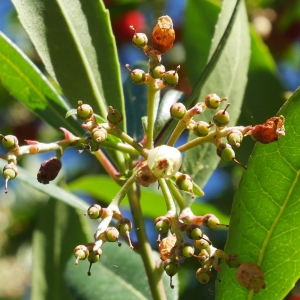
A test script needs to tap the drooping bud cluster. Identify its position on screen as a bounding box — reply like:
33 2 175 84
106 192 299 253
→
75 205 134 276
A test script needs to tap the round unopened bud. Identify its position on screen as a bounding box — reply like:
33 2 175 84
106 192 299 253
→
147 145 182 179
193 121 212 137
217 143 235 162
185 224 204 240
154 216 170 234
196 267 212 284
176 174 193 196
205 93 224 109
213 105 230 127
162 69 179 87
1 135 19 151
202 214 221 229
227 130 243 147
117 218 132 235
131 30 148 49
176 242 195 258
86 204 102 219
74 245 89 266
77 101 93 120
107 106 123 127
194 237 211 251
129 68 146 85
170 103 186 120
164 262 179 289
37 157 62 184
3 163 18 180
150 64 165 79
91 126 107 143
105 227 120 242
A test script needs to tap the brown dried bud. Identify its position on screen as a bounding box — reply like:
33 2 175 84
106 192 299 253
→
251 115 285 144
136 160 157 187
236 262 266 293
151 15 175 54
159 234 176 261
37 157 62 184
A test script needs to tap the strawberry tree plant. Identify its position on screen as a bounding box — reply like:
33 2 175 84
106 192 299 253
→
0 0 299 299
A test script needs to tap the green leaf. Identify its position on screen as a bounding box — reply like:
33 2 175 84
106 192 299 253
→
0 32 82 135
181 0 251 203
11 0 126 131
217 89 300 299
32 198 90 300
0 159 88 211
183 0 221 87
64 242 179 300
235 26 286 165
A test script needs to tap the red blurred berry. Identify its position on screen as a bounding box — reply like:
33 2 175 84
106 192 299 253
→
113 10 146 42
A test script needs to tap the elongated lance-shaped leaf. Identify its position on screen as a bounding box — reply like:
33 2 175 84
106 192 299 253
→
32 198 90 300
216 88 300 299
181 0 250 204
12 0 126 132
0 32 82 135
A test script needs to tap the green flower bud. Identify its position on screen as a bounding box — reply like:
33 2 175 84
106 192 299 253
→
205 93 226 109
196 267 212 285
91 126 107 143
185 224 204 240
77 101 93 120
1 135 19 151
154 216 170 234
213 104 230 127
130 26 148 49
193 121 213 137
149 64 165 79
86 204 102 219
162 67 179 87
227 130 243 147
107 106 123 127
170 103 186 119
74 245 89 266
176 174 194 197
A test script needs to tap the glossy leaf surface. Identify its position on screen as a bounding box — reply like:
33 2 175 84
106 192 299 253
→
32 198 90 299
12 0 126 131
0 32 82 135
217 88 300 299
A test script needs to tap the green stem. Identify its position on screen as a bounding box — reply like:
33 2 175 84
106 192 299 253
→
158 178 176 214
166 120 186 147
145 77 160 149
105 125 148 158
165 179 188 212
101 140 140 156
177 126 249 153
127 185 166 300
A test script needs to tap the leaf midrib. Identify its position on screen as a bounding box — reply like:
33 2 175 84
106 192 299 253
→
247 150 300 300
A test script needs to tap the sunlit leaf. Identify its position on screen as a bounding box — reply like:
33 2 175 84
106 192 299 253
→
217 88 300 299
12 0 126 131
0 32 82 135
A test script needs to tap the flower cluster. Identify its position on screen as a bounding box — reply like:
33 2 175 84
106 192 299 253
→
0 15 285 295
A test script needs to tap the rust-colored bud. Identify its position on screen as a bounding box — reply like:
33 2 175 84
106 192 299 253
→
151 15 175 54
37 157 62 184
251 115 285 144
